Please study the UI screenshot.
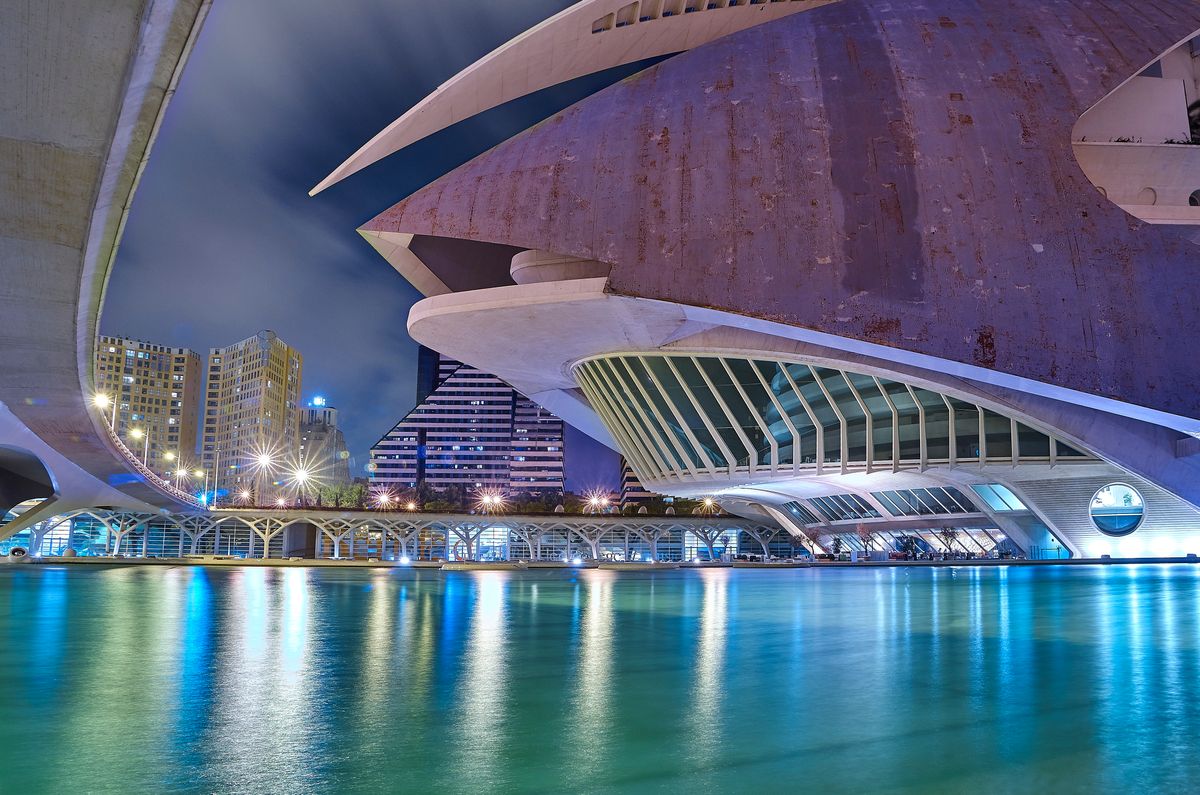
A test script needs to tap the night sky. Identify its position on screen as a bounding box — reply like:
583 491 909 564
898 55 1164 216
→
105 0 625 492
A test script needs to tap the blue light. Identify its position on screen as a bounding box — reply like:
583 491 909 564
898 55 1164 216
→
311 395 326 407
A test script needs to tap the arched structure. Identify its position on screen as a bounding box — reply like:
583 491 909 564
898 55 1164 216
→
326 0 1200 558
2 508 796 563
0 0 212 536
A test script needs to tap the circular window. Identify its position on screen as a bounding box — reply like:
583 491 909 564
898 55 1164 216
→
1089 483 1145 536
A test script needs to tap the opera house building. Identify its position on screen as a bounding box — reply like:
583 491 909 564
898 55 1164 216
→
315 0 1200 559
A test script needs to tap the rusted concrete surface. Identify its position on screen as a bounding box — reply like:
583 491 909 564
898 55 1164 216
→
364 0 1200 423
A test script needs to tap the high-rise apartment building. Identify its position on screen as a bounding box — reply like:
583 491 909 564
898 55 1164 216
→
370 348 564 495
299 397 351 485
94 336 202 476
620 458 657 510
201 330 302 499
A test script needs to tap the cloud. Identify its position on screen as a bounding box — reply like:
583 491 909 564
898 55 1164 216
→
105 0 619 486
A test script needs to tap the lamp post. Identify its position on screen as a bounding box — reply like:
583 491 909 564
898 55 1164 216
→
195 469 207 507
254 452 276 508
129 427 148 466
290 467 312 508
92 393 117 429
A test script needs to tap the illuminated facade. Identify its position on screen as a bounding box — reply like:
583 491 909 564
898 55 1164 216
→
620 458 657 510
299 400 351 485
201 330 303 500
370 349 564 496
94 336 202 477
323 0 1200 558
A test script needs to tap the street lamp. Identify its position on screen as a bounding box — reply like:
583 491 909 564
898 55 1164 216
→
194 469 207 506
476 490 505 515
289 467 312 507
128 427 149 465
92 393 117 428
252 451 277 505
406 501 417 511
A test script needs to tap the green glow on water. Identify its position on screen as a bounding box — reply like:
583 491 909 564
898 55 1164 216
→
0 564 1197 792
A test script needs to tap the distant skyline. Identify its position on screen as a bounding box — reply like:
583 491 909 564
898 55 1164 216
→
104 0 625 491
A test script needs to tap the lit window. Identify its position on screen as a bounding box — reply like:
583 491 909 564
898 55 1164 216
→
1089 483 1145 536
971 484 1027 512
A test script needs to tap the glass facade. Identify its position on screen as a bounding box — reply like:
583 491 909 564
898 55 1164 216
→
872 487 978 517
575 354 1094 484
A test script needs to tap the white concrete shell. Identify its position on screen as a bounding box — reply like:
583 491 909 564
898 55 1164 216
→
312 0 832 194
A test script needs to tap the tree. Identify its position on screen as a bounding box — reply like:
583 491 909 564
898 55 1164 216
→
855 523 879 556
830 536 844 555
936 527 959 556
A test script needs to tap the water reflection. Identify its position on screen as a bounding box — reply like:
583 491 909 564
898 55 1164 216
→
6 566 1200 792
452 572 509 788
689 569 728 763
571 571 614 778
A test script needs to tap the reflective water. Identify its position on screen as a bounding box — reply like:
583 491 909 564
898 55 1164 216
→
1 564 1198 793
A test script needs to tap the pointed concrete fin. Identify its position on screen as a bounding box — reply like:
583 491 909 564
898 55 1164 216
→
357 229 452 297
311 0 831 194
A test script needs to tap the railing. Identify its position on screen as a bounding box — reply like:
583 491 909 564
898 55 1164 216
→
100 422 203 508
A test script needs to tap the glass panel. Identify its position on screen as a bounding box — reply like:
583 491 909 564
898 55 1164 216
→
1016 423 1051 458
600 359 688 471
990 484 1027 511
873 491 902 515
948 398 981 460
582 362 668 474
971 484 1010 512
913 389 950 460
880 380 921 461
917 488 953 514
619 358 701 470
846 494 880 518
811 496 845 521
644 358 728 468
1089 483 1144 536
983 410 1013 460
671 358 749 465
728 359 791 464
698 358 769 467
756 361 818 464
784 501 820 524
576 364 651 474
787 364 841 463
942 486 978 513
1055 440 1087 457
818 369 867 463
848 373 892 463
906 489 940 515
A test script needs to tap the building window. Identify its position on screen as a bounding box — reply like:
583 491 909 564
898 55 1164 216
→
1089 483 1145 536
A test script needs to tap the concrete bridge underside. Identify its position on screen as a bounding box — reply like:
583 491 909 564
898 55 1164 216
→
0 0 212 531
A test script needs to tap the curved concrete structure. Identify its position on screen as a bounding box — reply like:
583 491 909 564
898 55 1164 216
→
335 0 1200 557
312 0 831 194
0 0 211 533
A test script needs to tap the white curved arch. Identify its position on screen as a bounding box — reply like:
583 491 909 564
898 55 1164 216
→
311 0 833 194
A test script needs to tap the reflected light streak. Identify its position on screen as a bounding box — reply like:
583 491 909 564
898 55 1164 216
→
453 572 509 787
689 568 729 763
571 571 614 777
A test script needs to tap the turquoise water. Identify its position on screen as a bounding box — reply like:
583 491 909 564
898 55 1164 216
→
1 564 1198 793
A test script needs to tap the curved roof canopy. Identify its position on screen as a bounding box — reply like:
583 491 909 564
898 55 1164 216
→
311 0 832 194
